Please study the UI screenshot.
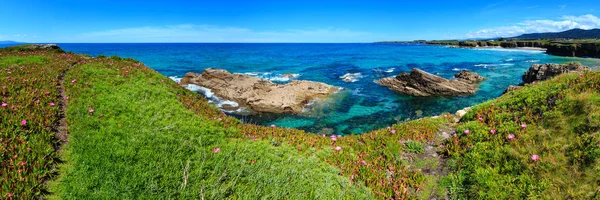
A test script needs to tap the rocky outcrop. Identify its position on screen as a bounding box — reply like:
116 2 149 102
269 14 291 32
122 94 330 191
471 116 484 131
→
26 44 61 50
522 62 591 83
503 85 522 94
546 43 600 58
376 69 485 97
180 68 340 114
454 70 487 84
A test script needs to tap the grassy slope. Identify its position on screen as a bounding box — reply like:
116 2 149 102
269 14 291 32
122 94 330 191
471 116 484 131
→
3 47 600 199
444 72 600 199
49 57 371 199
0 50 81 199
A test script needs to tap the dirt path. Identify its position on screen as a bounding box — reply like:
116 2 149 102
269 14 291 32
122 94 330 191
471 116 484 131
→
54 63 76 152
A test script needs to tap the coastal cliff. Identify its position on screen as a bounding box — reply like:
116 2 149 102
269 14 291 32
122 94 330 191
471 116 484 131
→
546 42 600 58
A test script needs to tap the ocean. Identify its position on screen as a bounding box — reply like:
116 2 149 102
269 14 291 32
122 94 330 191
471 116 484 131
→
30 43 600 134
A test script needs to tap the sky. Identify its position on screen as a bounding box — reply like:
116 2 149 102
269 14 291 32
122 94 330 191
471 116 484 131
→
1 0 599 43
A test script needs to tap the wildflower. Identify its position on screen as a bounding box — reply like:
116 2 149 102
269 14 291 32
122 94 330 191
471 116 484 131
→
49 102 55 107
89 109 94 114
2 86 5 89
521 123 527 129
532 81 536 84
337 135 342 138
334 146 342 151
270 124 275 128
490 129 496 134
71 79 76 84
387 126 391 129
330 135 337 141
464 129 470 135
478 117 483 121
45 91 50 95
580 73 584 77
1 103 7 107
213 148 221 153
507 134 515 140
21 120 27 126
452 133 457 137
391 129 396 134
20 161 26 166
531 154 540 161
360 160 367 166
217 118 222 121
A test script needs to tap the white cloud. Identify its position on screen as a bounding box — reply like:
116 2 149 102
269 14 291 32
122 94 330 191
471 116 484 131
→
466 14 600 38
74 24 375 43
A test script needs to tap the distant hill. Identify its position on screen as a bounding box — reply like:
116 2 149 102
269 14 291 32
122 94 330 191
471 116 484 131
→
512 28 600 39
0 40 23 45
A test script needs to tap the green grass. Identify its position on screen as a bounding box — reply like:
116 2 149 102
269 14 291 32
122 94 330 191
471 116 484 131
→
48 57 371 199
444 72 600 199
0 50 82 199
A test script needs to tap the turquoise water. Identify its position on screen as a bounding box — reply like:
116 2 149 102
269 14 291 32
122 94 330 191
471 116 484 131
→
53 43 600 134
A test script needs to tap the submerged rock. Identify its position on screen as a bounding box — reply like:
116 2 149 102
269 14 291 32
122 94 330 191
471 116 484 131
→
180 68 340 114
376 68 485 97
522 62 590 83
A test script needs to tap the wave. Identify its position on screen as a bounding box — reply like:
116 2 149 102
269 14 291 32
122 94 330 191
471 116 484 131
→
474 63 515 68
385 68 395 73
452 68 466 71
525 60 540 63
169 76 182 84
240 72 300 82
340 73 364 82
505 58 514 62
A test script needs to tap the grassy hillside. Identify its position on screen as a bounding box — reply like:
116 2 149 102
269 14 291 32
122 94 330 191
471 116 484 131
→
2 46 600 199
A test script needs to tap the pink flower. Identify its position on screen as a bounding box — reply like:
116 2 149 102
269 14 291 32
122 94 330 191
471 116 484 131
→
531 154 540 161
387 126 391 129
507 134 515 140
71 79 76 84
521 124 527 129
337 135 342 138
321 134 326 137
217 118 222 121
89 109 94 113
1 103 7 107
452 133 457 137
464 129 470 135
330 136 337 141
490 129 496 134
213 148 221 153
45 91 50 95
580 73 584 77
360 160 367 166
532 81 536 84
21 120 27 126
270 124 275 128
49 102 55 107
334 146 342 151
2 86 6 89
391 129 396 134
478 117 483 121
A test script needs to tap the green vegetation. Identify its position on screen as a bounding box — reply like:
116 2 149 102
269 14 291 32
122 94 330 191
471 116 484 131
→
444 72 600 199
2 46 600 199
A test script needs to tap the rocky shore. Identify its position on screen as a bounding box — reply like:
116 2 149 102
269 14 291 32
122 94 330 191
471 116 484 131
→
504 62 591 93
180 68 340 114
376 69 486 96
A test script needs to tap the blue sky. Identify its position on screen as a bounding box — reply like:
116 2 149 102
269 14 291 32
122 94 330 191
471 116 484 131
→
1 0 599 43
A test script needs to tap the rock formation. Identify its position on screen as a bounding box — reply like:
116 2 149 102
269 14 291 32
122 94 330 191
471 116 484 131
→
376 69 485 97
180 68 340 114
546 43 600 58
454 70 487 84
522 62 591 83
